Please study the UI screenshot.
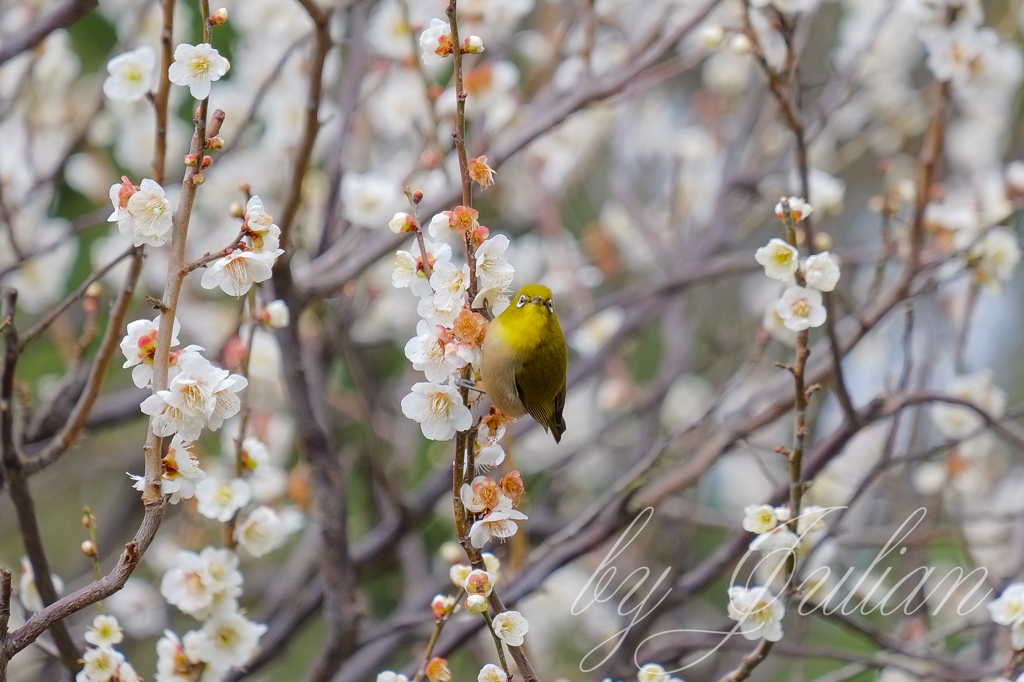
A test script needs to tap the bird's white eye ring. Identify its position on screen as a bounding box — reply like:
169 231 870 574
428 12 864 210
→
545 300 554 313
517 295 527 308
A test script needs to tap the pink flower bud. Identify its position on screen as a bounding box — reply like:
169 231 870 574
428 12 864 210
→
211 7 228 25
431 594 455 620
207 136 224 150
192 173 206 185
201 155 213 170
184 154 198 167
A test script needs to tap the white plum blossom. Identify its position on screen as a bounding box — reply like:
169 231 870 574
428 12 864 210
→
775 197 812 221
405 320 467 383
160 550 217 616
168 42 230 99
422 261 470 326
103 46 155 102
342 172 403 228
727 585 786 641
393 239 452 298
109 178 173 247
469 496 528 548
749 527 800 554
637 663 671 682
85 614 124 647
802 252 841 292
491 610 529 646
389 212 415 233
80 646 126 682
930 369 1006 440
419 18 452 65
201 249 281 297
234 505 288 557
140 351 241 442
460 476 497 513
244 196 281 253
775 286 827 331
428 212 453 240
155 630 202 682
971 227 1021 292
130 435 205 503
987 582 1024 626
919 23 997 85
208 372 249 432
262 299 290 328
196 476 252 522
120 316 181 388
478 664 507 682
755 238 799 282
196 610 267 669
742 505 779 534
377 673 409 682
475 443 505 467
18 556 63 612
475 234 515 294
401 382 473 441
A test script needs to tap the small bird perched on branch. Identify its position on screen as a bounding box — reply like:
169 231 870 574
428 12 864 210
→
480 283 567 443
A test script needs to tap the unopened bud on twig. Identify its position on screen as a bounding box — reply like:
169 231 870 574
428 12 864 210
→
211 7 228 25
413 189 424 204
184 154 198 167
192 173 206 185
201 155 213 170
230 201 244 218
206 136 224 150
81 540 96 557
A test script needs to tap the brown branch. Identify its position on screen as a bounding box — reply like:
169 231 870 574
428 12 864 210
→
275 0 332 256
717 640 776 682
183 230 246 274
18 245 136 351
22 250 143 475
0 289 80 671
151 0 176 184
1 500 167 660
0 0 97 65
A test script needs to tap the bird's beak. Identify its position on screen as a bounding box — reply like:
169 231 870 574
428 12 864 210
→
531 297 543 305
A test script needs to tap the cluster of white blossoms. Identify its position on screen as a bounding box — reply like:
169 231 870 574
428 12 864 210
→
76 615 138 682
156 547 267 680
201 196 285 296
108 176 173 247
137 348 247 443
727 585 786 642
755 198 842 334
419 17 484 65
105 40 229 104
741 504 829 555
393 204 514 444
988 582 1024 650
